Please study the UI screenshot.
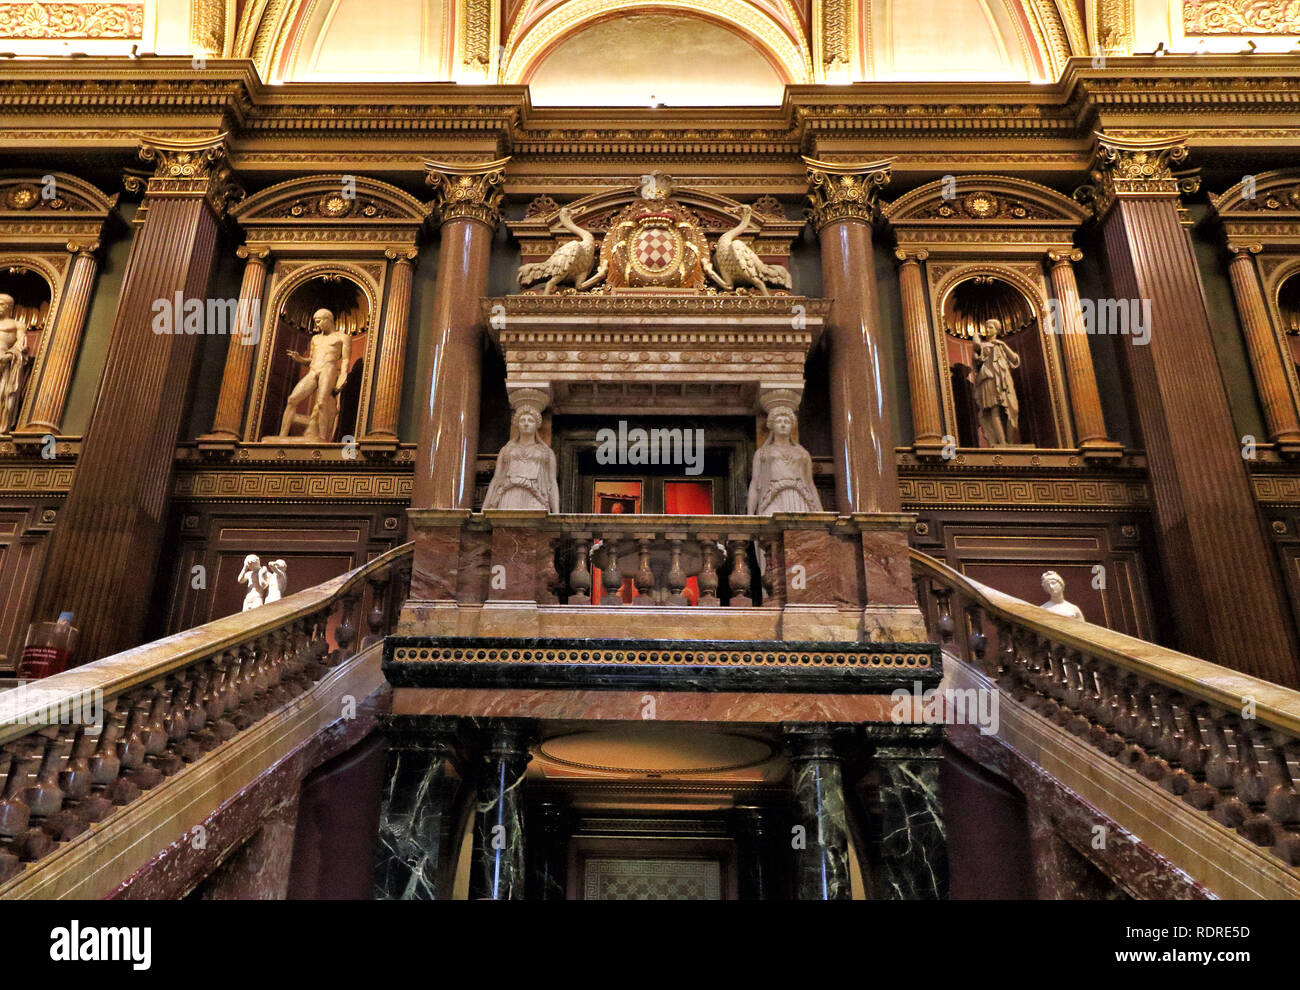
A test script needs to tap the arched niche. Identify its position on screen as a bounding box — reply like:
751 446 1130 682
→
0 264 53 434
1278 269 1300 382
254 269 375 443
939 273 1058 449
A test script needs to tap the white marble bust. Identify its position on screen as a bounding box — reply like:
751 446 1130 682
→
1039 570 1085 621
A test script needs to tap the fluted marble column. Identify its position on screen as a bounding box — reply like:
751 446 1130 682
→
203 245 269 442
805 158 899 513
413 158 509 509
895 248 944 452
1090 133 1298 681
785 724 852 900
1046 248 1119 455
874 744 948 899
373 715 461 900
17 241 100 437
470 718 534 901
364 247 417 444
30 135 238 662
1226 242 1300 454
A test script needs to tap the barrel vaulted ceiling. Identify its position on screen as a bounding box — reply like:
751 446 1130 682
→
0 1 1296 102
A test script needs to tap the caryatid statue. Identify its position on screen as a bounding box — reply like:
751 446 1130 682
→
1039 570 1085 621
971 317 1021 447
748 394 822 515
0 294 29 435
277 308 350 442
482 391 560 513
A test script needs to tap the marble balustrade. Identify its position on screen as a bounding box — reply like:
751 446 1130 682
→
914 550 1300 873
0 544 413 887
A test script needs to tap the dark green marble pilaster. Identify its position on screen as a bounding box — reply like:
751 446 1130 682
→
733 803 791 901
874 745 949 900
470 719 536 901
374 715 462 900
527 797 571 900
786 725 852 900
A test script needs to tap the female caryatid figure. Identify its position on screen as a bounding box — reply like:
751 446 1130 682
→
747 404 822 516
482 402 560 513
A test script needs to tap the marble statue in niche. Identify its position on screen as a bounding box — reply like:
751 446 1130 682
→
707 205 792 295
483 400 560 512
260 559 287 603
516 206 598 293
0 294 29 435
971 317 1020 446
1039 570 1085 621
748 402 822 515
276 308 350 442
238 555 265 611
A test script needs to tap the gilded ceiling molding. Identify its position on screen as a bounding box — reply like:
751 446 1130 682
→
189 0 227 57
803 157 893 231
1051 0 1089 56
460 0 498 79
232 0 268 57
501 0 813 86
247 0 294 79
0 2 144 38
1024 0 1074 78
1077 132 1197 219
1184 0 1300 34
1089 0 1134 53
815 0 851 78
425 157 511 229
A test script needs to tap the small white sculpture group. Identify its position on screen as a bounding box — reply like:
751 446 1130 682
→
237 555 288 612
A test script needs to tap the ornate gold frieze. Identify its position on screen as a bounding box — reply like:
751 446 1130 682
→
803 157 892 231
174 470 413 502
899 475 1151 511
0 2 143 38
1184 0 1300 34
425 157 510 229
0 464 74 495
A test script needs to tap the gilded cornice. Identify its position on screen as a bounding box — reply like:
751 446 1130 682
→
803 157 891 231
425 157 510 229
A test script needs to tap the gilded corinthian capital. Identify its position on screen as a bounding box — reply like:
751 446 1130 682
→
425 157 511 229
803 157 892 232
1078 132 1198 219
126 133 243 216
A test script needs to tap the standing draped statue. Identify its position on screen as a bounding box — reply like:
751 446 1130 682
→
483 401 560 513
747 403 821 515
0 294 28 435
971 317 1021 446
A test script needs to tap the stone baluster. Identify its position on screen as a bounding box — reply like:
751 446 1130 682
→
1266 735 1300 865
665 536 688 606
536 535 562 606
335 594 359 664
55 725 96 831
89 711 135 808
601 535 625 606
0 747 32 846
697 535 720 607
993 619 1018 692
567 535 592 605
930 586 954 645
363 575 390 648
1150 689 1187 793
21 734 64 852
633 536 657 605
1179 704 1218 811
1205 714 1243 828
965 606 988 675
727 536 752 607
1230 718 1272 845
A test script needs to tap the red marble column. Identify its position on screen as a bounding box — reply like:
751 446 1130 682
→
17 242 100 437
30 135 239 663
202 245 269 443
412 159 508 509
364 248 417 445
805 158 899 513
1090 134 1298 681
1225 242 1300 455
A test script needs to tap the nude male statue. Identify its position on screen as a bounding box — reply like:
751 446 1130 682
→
279 308 349 441
0 294 28 435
